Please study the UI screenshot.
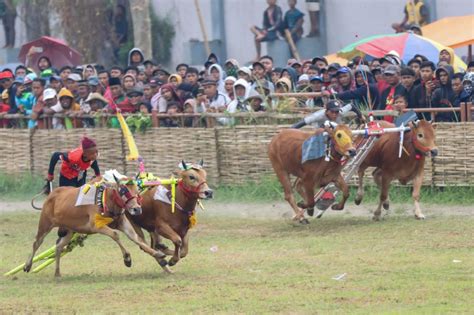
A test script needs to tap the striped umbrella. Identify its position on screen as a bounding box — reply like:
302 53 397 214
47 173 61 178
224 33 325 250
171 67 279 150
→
338 33 466 71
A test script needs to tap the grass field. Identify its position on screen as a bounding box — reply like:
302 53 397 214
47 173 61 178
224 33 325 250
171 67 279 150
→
1 207 473 314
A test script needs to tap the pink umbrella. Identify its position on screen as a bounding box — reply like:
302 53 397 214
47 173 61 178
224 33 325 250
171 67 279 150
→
18 36 82 71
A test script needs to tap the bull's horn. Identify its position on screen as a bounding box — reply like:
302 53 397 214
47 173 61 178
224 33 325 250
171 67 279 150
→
324 120 337 129
198 159 204 167
180 160 189 170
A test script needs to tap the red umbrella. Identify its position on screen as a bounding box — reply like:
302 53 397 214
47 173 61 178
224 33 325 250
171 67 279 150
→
18 36 82 71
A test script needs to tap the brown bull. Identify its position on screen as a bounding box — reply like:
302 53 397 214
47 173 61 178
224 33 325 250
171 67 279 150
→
355 120 438 220
24 177 167 277
129 161 212 271
268 124 357 222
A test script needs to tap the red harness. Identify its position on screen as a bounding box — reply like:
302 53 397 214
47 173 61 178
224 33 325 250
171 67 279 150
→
411 133 431 154
102 186 142 216
178 180 207 198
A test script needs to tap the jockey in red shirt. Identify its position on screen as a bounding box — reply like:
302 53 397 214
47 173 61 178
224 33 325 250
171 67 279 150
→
47 136 100 188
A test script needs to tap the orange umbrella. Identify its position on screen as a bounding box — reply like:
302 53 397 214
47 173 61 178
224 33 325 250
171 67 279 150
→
324 53 348 66
421 15 474 49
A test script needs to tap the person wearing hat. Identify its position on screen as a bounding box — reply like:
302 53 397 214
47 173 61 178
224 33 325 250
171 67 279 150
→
47 136 100 188
108 77 134 113
293 99 356 129
335 67 354 92
297 74 310 91
85 93 109 112
41 88 70 129
224 59 239 78
65 73 82 97
289 59 302 75
245 89 266 112
153 68 170 83
48 75 62 93
14 76 35 116
202 79 230 112
85 76 100 94
237 67 252 83
327 63 341 78
253 79 272 97
312 56 328 69
329 66 380 109
379 65 408 115
306 75 325 108
127 87 144 112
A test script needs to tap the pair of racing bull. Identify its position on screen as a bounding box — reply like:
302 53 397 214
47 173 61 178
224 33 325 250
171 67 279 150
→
24 161 212 277
269 109 438 223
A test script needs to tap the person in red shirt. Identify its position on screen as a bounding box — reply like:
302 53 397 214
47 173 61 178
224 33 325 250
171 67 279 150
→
108 77 135 113
47 136 100 188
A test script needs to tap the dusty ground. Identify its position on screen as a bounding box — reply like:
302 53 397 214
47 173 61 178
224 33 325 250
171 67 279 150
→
1 199 472 219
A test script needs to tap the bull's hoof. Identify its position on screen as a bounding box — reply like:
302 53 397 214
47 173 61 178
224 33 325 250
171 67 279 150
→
306 207 314 216
124 254 132 267
415 214 425 220
372 215 381 221
23 264 31 273
331 203 344 211
168 258 177 267
158 259 168 267
297 201 306 208
54 272 61 278
354 195 362 205
383 201 390 210
299 218 310 225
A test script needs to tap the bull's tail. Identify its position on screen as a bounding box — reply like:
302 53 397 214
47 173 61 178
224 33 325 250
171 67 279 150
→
31 181 52 210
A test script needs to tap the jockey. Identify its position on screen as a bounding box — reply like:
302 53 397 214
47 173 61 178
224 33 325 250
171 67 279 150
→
46 136 100 189
292 100 363 129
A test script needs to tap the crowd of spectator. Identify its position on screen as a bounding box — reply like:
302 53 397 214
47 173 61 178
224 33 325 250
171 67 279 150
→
0 42 473 129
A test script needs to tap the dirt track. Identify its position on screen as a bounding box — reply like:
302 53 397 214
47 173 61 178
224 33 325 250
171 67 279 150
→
1 199 472 219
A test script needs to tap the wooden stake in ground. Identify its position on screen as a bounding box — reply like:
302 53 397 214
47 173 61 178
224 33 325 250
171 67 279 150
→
194 0 211 56
284 29 301 60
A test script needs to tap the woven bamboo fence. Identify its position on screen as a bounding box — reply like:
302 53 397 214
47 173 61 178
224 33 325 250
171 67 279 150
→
0 123 472 186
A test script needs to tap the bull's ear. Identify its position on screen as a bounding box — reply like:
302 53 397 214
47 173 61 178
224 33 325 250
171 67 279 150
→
431 122 437 129
413 120 420 128
198 159 204 167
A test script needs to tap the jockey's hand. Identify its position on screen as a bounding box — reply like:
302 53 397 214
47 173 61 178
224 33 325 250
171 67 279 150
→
43 178 53 194
46 174 54 182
